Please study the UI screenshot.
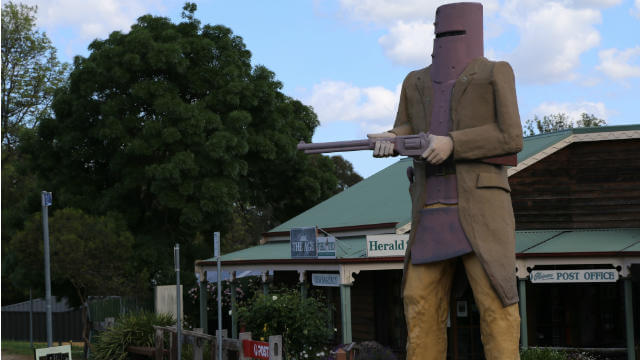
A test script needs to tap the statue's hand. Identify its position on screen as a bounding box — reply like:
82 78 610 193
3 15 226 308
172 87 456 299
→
421 134 453 165
367 132 396 157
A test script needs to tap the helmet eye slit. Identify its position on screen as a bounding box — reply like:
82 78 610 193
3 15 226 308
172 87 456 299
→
436 30 466 38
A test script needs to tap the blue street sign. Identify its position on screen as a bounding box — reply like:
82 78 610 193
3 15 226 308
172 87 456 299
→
42 192 52 207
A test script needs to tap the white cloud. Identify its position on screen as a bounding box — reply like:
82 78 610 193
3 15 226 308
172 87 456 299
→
503 1 602 83
531 101 609 121
338 0 499 25
21 0 168 40
307 81 401 133
597 46 640 79
378 21 433 67
578 76 601 87
562 0 622 8
631 0 640 18
338 0 621 84
338 0 500 68
502 0 620 14
338 0 443 25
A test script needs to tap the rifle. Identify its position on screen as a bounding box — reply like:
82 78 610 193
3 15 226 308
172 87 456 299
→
297 132 517 166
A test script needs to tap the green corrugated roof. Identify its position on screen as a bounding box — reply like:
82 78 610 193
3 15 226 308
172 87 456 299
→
270 125 639 234
515 230 564 253
209 229 640 262
624 242 640 252
520 229 640 254
219 242 290 261
517 132 571 163
270 158 413 232
571 124 640 134
215 236 367 262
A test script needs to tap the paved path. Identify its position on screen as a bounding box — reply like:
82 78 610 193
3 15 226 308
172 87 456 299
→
1 352 32 360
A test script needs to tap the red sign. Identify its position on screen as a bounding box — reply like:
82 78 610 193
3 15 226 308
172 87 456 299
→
242 339 270 360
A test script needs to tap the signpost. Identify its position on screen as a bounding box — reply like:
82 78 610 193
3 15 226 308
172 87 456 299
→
174 244 181 359
530 269 619 283
290 227 317 258
214 232 222 360
41 191 53 347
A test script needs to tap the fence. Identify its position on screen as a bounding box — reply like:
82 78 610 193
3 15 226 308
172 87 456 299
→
89 296 152 324
1 309 83 342
1 296 151 342
138 326 282 360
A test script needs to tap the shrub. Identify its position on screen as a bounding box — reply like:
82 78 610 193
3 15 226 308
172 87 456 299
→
566 351 602 360
354 341 397 360
521 348 567 360
185 276 260 330
237 288 333 360
90 311 174 360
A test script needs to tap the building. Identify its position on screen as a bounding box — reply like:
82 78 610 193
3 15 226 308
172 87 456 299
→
195 125 640 359
1 296 82 342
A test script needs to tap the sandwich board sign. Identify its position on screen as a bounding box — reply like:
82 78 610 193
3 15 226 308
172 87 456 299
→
35 345 72 360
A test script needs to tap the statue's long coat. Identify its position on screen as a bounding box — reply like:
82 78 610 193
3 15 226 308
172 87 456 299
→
391 57 523 306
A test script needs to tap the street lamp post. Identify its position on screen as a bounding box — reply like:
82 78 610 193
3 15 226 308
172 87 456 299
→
174 244 181 359
41 191 53 347
214 232 222 360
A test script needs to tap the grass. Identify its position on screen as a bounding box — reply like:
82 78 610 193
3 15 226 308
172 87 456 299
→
2 340 85 359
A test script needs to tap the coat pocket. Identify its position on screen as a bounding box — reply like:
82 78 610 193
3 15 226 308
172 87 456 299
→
476 172 511 192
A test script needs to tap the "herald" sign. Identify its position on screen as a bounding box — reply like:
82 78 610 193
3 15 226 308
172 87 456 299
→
366 234 409 257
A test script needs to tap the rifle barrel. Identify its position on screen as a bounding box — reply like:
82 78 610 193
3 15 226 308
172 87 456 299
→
297 139 373 153
303 145 373 154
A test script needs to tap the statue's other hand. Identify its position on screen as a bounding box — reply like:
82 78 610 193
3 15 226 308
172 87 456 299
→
367 132 397 157
421 134 453 165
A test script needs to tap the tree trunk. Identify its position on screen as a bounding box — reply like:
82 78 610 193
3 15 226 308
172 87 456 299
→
74 286 91 359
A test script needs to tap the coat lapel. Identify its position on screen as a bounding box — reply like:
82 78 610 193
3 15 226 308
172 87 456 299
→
451 57 485 130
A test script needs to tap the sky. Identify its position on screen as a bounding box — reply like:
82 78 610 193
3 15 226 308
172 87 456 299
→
14 0 640 178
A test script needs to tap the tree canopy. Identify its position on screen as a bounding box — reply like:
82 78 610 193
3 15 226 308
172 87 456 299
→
1 1 69 148
524 112 606 136
16 4 355 291
1 1 69 304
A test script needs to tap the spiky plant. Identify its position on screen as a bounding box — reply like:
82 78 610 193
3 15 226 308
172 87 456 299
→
91 311 174 360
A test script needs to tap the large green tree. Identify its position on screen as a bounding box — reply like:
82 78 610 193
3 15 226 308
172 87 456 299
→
1 1 69 148
331 155 363 192
1 1 69 304
22 4 348 286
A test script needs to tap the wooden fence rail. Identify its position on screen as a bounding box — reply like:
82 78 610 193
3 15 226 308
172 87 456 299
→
144 326 282 360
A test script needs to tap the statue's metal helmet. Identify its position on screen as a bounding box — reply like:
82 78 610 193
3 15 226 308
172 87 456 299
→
431 2 483 76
